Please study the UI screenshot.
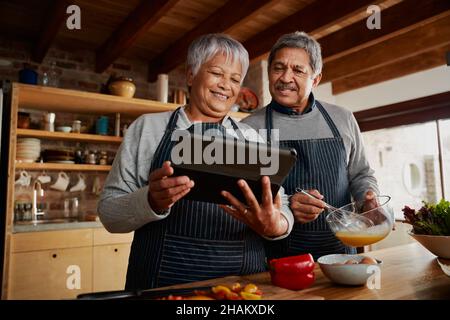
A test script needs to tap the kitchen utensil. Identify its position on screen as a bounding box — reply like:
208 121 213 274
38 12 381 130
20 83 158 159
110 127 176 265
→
50 172 70 191
70 173 86 192
77 286 212 300
56 126 72 133
408 231 450 259
318 254 383 286
295 188 374 232
15 171 31 187
37 172 51 184
72 120 81 133
326 195 394 247
96 116 109 135
108 77 136 98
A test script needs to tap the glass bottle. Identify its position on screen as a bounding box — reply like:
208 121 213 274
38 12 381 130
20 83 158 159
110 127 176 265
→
48 61 59 87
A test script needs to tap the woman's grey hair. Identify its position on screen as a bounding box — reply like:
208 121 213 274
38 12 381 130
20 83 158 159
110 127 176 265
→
268 31 322 77
186 33 249 81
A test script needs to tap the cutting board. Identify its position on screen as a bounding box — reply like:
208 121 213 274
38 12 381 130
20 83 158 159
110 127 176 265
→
158 272 324 300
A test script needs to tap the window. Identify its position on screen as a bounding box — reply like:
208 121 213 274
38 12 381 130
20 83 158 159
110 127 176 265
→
362 121 444 220
439 119 450 200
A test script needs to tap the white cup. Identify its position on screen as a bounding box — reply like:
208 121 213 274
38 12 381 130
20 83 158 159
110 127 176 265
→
70 173 86 192
50 172 70 191
15 171 31 187
37 173 51 184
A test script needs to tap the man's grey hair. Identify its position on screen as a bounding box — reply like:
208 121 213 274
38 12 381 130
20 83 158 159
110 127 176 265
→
186 33 249 81
268 31 322 77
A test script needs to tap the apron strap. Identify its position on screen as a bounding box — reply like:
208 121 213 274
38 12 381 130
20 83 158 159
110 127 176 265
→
229 116 246 141
315 101 342 139
265 99 343 141
265 104 274 144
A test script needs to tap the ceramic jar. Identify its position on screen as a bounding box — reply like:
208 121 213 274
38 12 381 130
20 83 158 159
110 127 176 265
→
108 77 136 98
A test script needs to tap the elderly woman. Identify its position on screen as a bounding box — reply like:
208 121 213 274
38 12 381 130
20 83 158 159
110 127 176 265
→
98 34 293 290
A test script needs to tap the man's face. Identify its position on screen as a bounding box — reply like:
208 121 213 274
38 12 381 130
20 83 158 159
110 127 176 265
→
268 47 321 110
187 53 242 120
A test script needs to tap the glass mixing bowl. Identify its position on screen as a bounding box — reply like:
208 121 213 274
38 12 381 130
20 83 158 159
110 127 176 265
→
326 195 394 247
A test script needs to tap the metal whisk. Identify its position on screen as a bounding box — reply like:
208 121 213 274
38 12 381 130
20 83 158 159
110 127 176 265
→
294 188 374 231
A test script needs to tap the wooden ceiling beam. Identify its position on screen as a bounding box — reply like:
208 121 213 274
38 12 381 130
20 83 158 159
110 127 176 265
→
321 0 450 63
354 91 450 132
321 16 450 83
147 0 276 82
95 0 180 73
332 44 450 94
32 0 68 63
244 0 378 60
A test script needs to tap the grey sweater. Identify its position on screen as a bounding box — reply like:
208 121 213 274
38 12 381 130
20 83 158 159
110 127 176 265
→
242 100 379 201
98 107 293 239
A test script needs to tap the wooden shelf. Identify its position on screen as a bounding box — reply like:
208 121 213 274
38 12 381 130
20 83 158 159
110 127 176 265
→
15 83 249 119
15 162 112 172
16 128 123 144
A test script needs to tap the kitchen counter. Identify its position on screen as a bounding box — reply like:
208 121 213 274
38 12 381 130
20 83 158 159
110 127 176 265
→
13 220 103 233
156 242 450 300
305 242 450 299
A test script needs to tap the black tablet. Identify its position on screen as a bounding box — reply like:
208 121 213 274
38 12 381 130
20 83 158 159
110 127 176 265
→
170 134 297 204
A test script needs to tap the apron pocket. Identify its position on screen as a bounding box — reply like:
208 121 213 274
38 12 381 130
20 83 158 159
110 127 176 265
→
157 234 244 287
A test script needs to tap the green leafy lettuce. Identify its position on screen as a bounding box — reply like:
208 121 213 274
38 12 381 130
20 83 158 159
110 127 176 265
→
402 199 450 236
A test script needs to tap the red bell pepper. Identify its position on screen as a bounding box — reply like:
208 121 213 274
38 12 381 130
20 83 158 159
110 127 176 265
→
269 253 315 290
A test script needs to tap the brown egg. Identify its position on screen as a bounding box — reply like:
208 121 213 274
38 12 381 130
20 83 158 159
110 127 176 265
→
344 259 358 265
359 256 378 265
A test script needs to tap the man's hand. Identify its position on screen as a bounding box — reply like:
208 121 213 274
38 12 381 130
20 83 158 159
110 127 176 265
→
219 176 288 238
147 161 194 212
362 190 394 229
290 189 326 224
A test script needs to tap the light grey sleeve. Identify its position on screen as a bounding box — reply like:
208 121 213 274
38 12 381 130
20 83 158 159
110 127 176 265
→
97 116 169 233
347 113 380 201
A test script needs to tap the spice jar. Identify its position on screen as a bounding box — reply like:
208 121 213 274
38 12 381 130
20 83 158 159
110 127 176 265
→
86 152 97 165
99 151 108 165
72 120 81 133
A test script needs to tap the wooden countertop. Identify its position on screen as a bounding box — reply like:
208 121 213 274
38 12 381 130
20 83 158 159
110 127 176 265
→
162 242 450 300
304 242 450 300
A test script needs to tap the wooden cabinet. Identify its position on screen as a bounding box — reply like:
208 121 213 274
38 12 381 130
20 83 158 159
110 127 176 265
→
6 229 133 299
92 228 133 292
93 243 131 292
9 247 93 300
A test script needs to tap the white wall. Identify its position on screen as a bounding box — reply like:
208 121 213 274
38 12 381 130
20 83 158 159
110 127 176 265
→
314 66 450 112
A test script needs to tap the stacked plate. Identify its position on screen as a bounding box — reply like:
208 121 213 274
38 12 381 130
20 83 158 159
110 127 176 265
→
16 138 41 163
42 149 75 164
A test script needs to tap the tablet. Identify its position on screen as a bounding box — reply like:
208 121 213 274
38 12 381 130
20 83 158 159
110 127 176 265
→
170 134 297 204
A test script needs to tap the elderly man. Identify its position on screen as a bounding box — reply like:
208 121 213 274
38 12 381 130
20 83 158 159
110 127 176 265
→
242 31 379 260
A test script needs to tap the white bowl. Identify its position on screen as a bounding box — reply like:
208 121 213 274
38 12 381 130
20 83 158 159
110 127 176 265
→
56 126 72 133
408 231 450 259
318 254 382 286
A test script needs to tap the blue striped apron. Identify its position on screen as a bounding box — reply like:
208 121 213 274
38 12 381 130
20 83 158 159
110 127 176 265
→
264 101 356 261
125 107 266 290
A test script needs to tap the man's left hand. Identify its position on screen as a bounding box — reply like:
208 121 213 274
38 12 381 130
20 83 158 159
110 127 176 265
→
219 176 288 238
